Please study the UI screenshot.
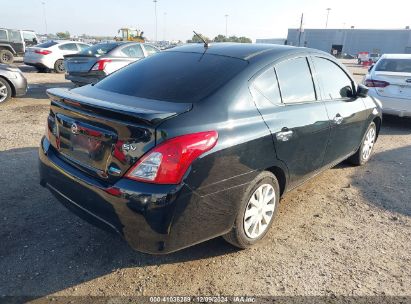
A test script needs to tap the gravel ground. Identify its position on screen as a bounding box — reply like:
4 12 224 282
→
0 60 410 300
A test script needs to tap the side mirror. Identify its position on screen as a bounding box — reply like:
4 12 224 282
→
356 84 369 98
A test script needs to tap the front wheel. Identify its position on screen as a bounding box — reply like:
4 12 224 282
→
54 59 65 73
223 171 280 249
348 122 377 166
0 78 12 103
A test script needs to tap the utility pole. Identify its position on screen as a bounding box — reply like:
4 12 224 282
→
41 1 48 35
298 13 304 47
325 8 331 29
224 14 229 37
153 0 158 41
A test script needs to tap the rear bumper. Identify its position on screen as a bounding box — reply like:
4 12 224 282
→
368 89 411 117
65 73 105 86
38 137 240 254
24 62 50 70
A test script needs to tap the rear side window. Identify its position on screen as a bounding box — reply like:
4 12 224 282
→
37 41 58 48
77 43 89 51
121 44 144 58
251 67 281 105
96 52 248 103
9 30 22 43
276 57 316 104
144 44 159 56
0 30 7 40
312 57 353 100
375 59 411 73
59 43 78 51
79 43 118 56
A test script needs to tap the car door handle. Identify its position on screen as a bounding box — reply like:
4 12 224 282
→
333 114 344 125
276 129 293 142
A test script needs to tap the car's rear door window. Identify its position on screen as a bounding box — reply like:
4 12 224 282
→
96 51 248 103
79 43 118 56
251 67 282 105
59 43 78 51
311 57 354 100
0 30 7 40
77 43 89 51
143 44 159 56
275 57 316 104
121 44 144 58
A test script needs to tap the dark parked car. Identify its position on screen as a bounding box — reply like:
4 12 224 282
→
39 43 382 254
64 41 160 86
0 64 27 103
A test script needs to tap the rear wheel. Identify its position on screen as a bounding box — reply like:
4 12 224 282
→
223 171 280 249
54 59 65 73
0 49 14 64
348 121 377 166
0 78 12 103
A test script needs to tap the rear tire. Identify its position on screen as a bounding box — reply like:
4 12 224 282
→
0 78 12 103
54 59 65 73
223 171 280 249
348 122 377 166
0 49 14 64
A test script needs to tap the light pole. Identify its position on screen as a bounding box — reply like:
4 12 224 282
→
153 0 158 42
224 14 229 37
163 12 167 41
325 8 331 29
41 1 48 35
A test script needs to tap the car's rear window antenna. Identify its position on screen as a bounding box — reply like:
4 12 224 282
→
193 31 210 48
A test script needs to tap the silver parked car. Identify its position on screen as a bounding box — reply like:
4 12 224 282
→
64 41 160 86
0 64 27 103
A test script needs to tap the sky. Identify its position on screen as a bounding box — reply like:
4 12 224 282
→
2 0 411 42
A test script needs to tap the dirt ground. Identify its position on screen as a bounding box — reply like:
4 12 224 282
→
0 59 410 300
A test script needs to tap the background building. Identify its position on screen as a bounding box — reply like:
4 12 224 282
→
286 28 411 56
256 38 286 45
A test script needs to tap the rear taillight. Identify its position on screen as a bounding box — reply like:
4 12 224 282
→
35 50 52 55
126 131 218 184
365 79 390 88
91 59 112 71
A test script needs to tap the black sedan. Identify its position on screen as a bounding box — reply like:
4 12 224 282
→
39 43 382 254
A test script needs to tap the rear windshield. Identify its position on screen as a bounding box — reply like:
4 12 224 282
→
375 59 411 73
36 41 58 48
95 52 248 103
79 43 118 56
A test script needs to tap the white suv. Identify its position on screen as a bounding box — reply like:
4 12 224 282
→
24 40 90 73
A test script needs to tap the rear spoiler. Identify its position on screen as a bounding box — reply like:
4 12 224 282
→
46 87 193 126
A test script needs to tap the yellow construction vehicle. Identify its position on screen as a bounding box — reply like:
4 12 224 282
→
116 28 145 43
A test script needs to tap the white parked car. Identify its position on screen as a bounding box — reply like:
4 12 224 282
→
364 54 411 117
23 40 90 73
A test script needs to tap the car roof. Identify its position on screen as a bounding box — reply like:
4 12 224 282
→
166 43 325 61
381 54 411 59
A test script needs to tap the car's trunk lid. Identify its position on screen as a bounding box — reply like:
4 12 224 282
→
46 87 192 182
374 71 411 99
64 54 99 73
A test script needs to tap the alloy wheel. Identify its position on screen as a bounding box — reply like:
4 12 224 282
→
362 126 376 161
243 183 276 239
0 82 8 103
